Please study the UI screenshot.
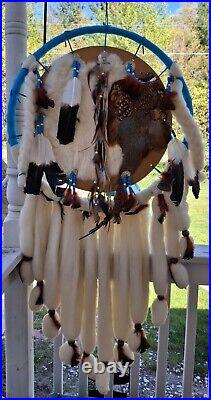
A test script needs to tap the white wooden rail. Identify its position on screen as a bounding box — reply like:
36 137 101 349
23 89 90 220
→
2 244 208 398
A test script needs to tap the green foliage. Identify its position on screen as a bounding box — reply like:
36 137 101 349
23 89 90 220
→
197 2 209 49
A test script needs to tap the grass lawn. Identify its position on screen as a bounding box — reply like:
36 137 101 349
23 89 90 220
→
140 168 208 245
143 284 208 377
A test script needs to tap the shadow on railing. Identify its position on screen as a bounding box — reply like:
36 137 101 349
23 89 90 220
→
2 245 208 398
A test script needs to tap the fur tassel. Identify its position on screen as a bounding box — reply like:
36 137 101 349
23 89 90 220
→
164 201 189 289
19 194 37 257
150 197 169 304
80 217 98 356
81 353 97 381
60 209 84 346
32 194 52 282
170 262 189 289
59 340 81 367
97 225 114 363
112 216 131 342
19 259 34 285
42 310 61 339
113 341 134 364
170 78 204 173
95 369 110 395
151 297 168 327
29 281 44 312
43 202 62 311
127 212 149 326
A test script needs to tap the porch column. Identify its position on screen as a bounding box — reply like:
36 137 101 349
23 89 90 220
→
3 2 27 248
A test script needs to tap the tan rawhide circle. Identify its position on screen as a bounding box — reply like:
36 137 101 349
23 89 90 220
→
59 46 172 191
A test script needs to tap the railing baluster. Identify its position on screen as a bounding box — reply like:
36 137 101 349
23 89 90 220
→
182 284 198 398
53 333 63 395
4 268 34 398
155 284 171 398
130 353 140 397
78 365 88 397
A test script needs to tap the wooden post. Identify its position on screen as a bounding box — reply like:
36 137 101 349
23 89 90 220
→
3 2 27 249
4 268 34 398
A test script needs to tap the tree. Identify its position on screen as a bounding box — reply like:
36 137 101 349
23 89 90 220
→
197 2 208 50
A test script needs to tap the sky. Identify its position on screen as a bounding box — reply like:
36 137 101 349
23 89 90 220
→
34 2 190 19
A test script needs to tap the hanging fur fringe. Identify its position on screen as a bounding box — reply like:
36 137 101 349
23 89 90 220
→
127 212 150 353
113 340 134 364
19 194 37 258
150 196 169 327
80 216 98 356
112 216 131 344
165 207 189 289
95 368 110 396
170 78 204 175
18 257 34 285
59 208 84 366
29 194 52 310
42 202 62 339
97 225 114 365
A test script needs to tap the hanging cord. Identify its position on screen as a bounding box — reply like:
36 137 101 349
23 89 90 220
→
43 2 47 45
103 2 109 48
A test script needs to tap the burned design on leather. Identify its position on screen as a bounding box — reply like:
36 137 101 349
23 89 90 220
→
107 75 176 176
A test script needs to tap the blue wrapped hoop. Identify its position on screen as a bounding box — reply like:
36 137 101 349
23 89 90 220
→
7 24 192 148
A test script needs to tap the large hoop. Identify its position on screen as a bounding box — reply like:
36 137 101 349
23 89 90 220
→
7 24 193 147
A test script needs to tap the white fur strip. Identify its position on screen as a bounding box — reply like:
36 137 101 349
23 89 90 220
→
60 208 84 341
137 208 150 321
171 79 204 172
80 217 98 354
32 194 52 282
97 226 114 362
112 216 131 340
135 180 160 204
127 214 143 323
167 137 187 163
150 197 168 296
128 211 149 324
164 207 180 258
18 71 36 176
164 193 190 232
43 202 62 310
19 194 37 257
169 62 183 78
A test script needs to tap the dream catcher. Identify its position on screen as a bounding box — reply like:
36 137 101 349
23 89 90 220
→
7 21 204 395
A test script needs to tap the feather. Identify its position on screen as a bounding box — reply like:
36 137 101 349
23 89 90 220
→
35 87 54 110
44 161 68 195
57 104 79 144
170 161 184 206
189 172 200 199
157 194 168 223
24 162 44 195
56 60 81 145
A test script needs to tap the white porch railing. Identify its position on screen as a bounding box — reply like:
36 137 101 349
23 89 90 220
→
2 244 208 398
